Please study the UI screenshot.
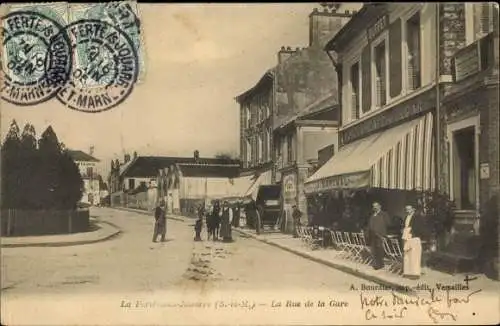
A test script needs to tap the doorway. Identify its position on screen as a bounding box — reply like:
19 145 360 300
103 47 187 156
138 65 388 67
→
451 126 477 210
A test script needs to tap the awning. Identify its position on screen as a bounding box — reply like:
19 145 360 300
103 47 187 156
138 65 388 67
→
304 112 435 194
244 169 273 202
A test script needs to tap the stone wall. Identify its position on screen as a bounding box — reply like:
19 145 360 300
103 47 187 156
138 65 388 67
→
1 209 90 236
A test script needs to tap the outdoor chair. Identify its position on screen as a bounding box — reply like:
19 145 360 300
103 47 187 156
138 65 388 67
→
356 232 373 266
382 237 403 274
343 232 357 261
332 231 350 259
350 233 366 264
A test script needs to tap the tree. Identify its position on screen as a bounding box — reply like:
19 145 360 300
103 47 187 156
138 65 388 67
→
1 120 21 208
215 151 237 160
19 123 39 208
37 126 83 209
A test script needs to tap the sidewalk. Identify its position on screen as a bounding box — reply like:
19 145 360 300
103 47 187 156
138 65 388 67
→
1 219 121 248
111 206 190 222
234 226 500 295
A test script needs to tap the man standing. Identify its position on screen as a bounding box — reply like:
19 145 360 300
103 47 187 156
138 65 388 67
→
153 199 167 242
220 201 233 242
292 205 303 238
367 201 391 269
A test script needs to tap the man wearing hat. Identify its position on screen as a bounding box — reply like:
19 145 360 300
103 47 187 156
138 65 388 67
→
153 199 167 242
292 204 303 238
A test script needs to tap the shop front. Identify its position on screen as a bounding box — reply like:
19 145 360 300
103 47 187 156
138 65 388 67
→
304 110 435 233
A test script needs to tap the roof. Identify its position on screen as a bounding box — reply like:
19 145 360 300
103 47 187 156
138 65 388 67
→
67 150 100 162
177 164 240 178
122 156 240 178
235 68 275 103
324 4 387 52
275 93 339 130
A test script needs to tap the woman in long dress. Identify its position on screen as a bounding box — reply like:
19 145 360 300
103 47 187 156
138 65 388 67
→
220 201 233 242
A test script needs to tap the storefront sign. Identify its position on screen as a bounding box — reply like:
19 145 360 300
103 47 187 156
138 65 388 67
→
367 15 388 42
341 89 435 146
283 174 296 201
304 171 370 194
480 163 490 179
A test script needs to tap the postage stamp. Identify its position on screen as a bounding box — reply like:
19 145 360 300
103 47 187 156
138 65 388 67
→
69 1 145 83
55 19 139 113
1 10 72 106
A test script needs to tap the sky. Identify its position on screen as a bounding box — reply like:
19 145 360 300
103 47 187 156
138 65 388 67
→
1 3 316 176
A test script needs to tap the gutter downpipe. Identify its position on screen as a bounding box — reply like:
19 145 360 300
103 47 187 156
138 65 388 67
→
435 3 441 195
326 49 342 142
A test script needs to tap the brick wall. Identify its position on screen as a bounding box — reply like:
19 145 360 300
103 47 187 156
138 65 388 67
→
439 3 466 76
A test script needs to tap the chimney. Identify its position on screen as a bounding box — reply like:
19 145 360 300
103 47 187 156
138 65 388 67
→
194 150 200 162
277 46 297 65
124 153 131 163
133 151 138 159
89 145 94 156
309 4 353 47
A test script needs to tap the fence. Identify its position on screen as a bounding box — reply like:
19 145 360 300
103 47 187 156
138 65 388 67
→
0 208 90 236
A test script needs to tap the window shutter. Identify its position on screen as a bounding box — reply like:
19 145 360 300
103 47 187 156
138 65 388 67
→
480 3 491 34
389 18 402 98
361 45 371 114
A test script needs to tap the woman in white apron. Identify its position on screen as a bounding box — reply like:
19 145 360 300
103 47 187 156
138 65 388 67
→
402 204 427 279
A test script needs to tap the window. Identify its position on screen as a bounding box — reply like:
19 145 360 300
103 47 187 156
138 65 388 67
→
244 138 251 167
266 128 271 162
128 178 135 190
466 3 496 45
257 135 263 163
86 167 93 178
287 133 294 163
406 12 421 91
245 106 250 128
350 61 360 120
373 40 387 107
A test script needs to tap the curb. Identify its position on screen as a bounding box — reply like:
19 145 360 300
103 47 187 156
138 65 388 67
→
1 221 122 248
111 207 187 222
234 227 417 295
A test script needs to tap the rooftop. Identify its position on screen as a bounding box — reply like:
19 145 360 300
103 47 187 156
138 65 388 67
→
235 68 275 103
122 156 240 178
67 150 100 162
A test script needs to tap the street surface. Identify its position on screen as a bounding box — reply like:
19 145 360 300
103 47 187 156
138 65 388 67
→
1 207 373 296
2 208 498 325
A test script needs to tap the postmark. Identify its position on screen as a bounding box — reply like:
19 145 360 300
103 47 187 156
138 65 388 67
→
56 19 139 113
1 10 72 106
70 1 145 82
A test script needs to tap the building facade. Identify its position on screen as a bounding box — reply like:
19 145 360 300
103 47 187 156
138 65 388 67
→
307 3 441 222
440 3 498 272
274 95 340 230
67 150 101 205
306 3 499 270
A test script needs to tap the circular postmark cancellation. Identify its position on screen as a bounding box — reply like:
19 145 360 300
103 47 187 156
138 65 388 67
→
1 11 72 106
56 19 139 113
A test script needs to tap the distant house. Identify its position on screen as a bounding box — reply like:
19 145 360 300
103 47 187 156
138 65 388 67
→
110 151 245 212
67 149 101 205
158 159 245 214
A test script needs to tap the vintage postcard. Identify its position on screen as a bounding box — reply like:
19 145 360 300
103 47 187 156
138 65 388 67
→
1 2 499 325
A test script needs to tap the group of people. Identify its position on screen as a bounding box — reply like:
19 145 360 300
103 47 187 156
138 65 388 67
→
366 201 427 279
196 200 235 242
153 199 237 244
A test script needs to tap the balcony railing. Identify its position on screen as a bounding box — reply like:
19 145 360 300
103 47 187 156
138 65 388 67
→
453 32 496 83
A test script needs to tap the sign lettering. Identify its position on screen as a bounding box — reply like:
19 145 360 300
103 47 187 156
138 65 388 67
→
367 15 388 42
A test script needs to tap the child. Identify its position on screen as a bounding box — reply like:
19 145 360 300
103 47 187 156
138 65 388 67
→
194 216 203 241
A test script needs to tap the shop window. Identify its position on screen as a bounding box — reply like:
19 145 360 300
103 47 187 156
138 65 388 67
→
350 61 360 120
406 12 421 91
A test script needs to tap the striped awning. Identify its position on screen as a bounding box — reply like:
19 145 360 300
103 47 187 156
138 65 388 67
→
244 169 273 201
304 112 434 194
